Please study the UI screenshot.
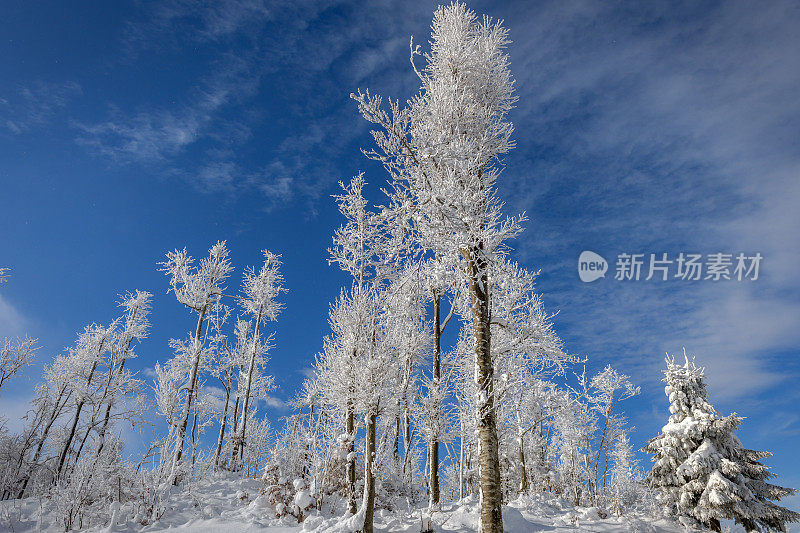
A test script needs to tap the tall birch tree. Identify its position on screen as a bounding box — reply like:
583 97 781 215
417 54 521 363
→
353 4 521 530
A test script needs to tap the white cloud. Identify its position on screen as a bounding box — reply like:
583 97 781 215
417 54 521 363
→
262 395 286 410
0 294 29 338
0 81 81 135
0 393 33 434
501 0 800 403
121 0 272 55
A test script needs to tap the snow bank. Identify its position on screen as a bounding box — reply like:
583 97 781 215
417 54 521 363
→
0 476 685 533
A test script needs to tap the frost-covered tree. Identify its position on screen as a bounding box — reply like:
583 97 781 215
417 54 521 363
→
4 292 150 503
204 302 235 468
92 291 152 461
159 241 233 484
645 352 799 532
0 337 36 395
353 4 522 529
607 433 651 516
318 173 407 527
314 289 364 515
315 285 401 531
489 260 571 496
552 386 593 506
0 269 38 495
54 291 152 481
230 251 284 470
584 365 640 502
0 270 36 395
418 257 458 507
542 364 640 507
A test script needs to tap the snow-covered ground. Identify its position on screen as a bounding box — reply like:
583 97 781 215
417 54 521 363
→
0 475 683 532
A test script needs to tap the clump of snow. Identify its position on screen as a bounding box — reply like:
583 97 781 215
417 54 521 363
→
294 490 313 511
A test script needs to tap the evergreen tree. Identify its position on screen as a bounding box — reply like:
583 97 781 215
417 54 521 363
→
644 352 799 532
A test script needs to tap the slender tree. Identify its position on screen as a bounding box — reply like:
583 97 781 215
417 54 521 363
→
353 4 521 530
230 251 284 470
160 241 233 484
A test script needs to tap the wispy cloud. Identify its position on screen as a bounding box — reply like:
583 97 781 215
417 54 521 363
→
0 294 29 339
76 105 204 163
0 81 81 135
76 52 261 166
121 0 272 55
262 394 287 410
69 0 434 207
498 0 800 404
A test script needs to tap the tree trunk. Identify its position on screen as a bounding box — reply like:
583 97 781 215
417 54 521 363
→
95 357 128 460
741 518 757 532
191 408 198 467
518 436 527 493
403 408 412 485
459 418 464 500
214 385 231 468
464 245 503 533
55 348 104 481
429 292 441 507
516 412 527 494
393 412 400 462
345 401 357 515
362 411 377 533
72 425 93 470
171 308 207 484
231 309 263 469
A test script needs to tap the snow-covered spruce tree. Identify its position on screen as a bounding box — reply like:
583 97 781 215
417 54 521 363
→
353 4 521 530
645 353 799 532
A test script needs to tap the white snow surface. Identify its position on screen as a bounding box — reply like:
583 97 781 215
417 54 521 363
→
0 475 684 532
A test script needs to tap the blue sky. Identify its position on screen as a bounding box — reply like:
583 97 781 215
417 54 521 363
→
1 0 799 512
